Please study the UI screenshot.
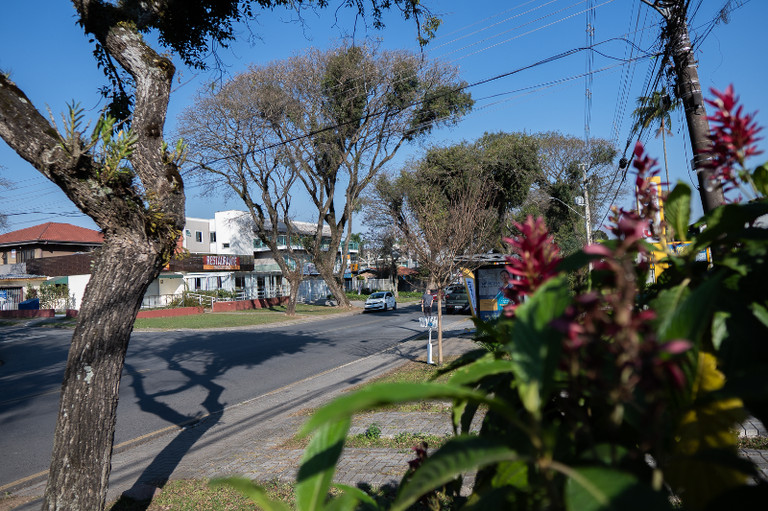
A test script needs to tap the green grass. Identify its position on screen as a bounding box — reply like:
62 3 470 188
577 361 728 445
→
234 303 348 316
134 312 303 330
107 478 457 511
282 430 451 450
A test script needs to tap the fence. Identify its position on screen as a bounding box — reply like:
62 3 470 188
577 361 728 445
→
346 278 395 293
296 278 331 302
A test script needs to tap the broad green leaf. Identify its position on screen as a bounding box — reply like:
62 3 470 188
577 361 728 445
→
299 383 521 437
749 302 768 329
211 477 291 511
693 202 768 252
665 182 692 242
678 448 758 477
507 276 570 414
564 466 672 511
658 273 723 344
390 436 524 511
752 163 768 196
448 359 515 387
296 418 350 511
431 349 491 379
331 484 380 510
712 311 731 350
649 284 691 338
323 492 360 511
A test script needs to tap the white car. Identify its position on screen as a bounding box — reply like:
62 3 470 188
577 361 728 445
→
364 291 397 312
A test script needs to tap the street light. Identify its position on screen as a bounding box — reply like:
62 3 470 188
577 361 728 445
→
548 197 586 219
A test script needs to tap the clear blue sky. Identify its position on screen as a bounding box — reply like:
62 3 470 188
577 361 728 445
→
1 0 766 234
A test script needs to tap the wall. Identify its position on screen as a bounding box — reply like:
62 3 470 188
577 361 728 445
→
67 274 90 310
183 217 211 254
215 210 254 256
0 309 55 318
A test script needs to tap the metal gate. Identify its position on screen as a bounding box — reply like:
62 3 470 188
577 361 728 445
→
0 287 23 310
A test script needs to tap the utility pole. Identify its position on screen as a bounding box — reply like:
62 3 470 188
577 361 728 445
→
580 162 593 246
640 0 724 212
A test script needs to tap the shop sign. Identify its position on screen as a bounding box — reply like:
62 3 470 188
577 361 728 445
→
203 255 240 270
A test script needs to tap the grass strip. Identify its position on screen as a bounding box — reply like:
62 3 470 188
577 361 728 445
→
134 312 303 330
737 435 768 450
107 478 457 511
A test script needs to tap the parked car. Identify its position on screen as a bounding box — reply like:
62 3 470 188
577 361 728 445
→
364 291 397 312
445 289 470 314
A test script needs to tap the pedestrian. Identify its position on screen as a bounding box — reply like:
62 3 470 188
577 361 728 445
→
421 288 434 318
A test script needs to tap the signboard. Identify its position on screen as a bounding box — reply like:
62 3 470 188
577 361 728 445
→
0 290 6 299
476 266 512 321
203 255 240 270
461 269 478 317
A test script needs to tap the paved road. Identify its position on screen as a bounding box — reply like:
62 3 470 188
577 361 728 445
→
0 303 456 489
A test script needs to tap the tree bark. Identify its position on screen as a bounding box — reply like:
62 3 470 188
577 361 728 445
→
286 275 301 316
43 238 168 510
0 3 184 509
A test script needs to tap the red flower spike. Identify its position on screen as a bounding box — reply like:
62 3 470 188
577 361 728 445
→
503 216 562 316
701 85 763 192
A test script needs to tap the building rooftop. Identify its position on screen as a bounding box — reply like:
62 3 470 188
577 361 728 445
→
0 222 103 246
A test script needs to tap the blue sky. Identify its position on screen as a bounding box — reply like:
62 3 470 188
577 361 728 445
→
1 0 766 234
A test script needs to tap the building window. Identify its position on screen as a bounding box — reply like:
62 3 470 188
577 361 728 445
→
222 243 230 248
210 232 216 242
194 277 202 290
185 229 191 237
235 276 245 288
216 276 223 288
195 231 203 243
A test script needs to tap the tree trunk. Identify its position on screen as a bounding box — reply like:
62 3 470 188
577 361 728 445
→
43 235 166 510
437 290 443 366
285 275 301 316
316 256 351 308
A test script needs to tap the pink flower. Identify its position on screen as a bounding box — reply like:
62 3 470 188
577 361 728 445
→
503 216 561 316
701 85 763 188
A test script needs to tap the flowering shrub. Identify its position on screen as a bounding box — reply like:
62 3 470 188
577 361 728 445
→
218 86 768 510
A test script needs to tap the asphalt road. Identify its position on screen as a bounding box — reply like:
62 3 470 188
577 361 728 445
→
0 303 436 489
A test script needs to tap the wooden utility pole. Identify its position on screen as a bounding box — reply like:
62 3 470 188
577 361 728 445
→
640 0 724 212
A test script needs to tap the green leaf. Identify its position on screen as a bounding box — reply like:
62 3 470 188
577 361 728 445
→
324 492 361 511
752 163 768 196
332 484 380 510
658 273 723 344
564 466 672 511
432 350 492 380
507 276 570 414
390 436 524 511
210 477 291 511
665 182 691 241
693 202 768 252
448 359 514 387
711 311 731 351
557 250 606 272
749 302 768 329
299 383 521 437
296 418 350 511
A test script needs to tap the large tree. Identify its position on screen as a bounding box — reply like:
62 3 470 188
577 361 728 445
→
0 1 438 509
525 132 622 249
221 42 473 308
179 80 313 315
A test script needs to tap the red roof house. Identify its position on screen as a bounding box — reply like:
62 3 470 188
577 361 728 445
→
0 222 103 265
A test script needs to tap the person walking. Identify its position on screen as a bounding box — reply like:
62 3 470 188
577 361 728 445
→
421 289 434 318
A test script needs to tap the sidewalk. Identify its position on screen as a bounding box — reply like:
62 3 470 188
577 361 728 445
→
6 314 476 510
5 313 767 509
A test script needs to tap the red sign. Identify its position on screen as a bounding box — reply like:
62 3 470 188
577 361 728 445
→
203 255 240 270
